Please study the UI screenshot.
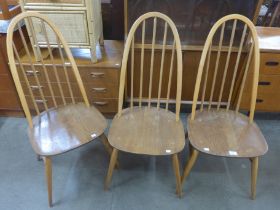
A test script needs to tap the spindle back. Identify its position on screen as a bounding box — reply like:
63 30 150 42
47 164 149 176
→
191 14 260 123
7 12 89 128
118 12 183 121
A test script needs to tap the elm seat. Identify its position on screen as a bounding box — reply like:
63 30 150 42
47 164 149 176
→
188 109 268 158
29 103 107 156
108 107 185 156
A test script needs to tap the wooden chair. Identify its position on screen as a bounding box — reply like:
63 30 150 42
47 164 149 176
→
104 12 185 196
7 12 113 207
181 14 268 199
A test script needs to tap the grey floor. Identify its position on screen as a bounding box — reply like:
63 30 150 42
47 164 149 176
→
0 113 279 210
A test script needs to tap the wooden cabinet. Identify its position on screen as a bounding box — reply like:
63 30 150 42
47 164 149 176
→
19 0 103 62
239 27 280 111
15 40 122 114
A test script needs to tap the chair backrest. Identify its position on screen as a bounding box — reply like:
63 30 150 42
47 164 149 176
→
7 12 89 128
118 12 183 121
191 14 260 123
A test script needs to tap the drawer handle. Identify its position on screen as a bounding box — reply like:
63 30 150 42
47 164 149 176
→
92 87 107 92
258 81 271 86
256 99 263 103
26 70 40 76
265 61 279 66
30 85 44 90
91 72 105 78
35 99 48 103
93 101 108 106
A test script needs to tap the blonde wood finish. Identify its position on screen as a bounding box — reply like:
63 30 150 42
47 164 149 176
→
105 12 185 195
45 157 52 207
7 12 110 206
172 154 182 197
183 14 268 199
104 148 118 190
251 157 259 200
181 149 199 184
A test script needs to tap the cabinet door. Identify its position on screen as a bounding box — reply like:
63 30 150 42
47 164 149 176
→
30 11 89 46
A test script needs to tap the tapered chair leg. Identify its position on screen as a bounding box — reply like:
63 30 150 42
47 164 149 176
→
100 134 119 168
172 154 182 197
251 157 259 200
105 148 118 190
188 142 194 160
45 156 52 207
181 149 199 185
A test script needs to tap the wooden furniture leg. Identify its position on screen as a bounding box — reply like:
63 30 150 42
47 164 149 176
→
45 156 52 207
181 149 199 185
188 142 194 160
104 148 118 190
251 157 259 200
172 153 182 197
100 134 119 168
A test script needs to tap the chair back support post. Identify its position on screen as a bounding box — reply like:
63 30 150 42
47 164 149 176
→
7 12 90 128
191 14 259 123
117 12 182 121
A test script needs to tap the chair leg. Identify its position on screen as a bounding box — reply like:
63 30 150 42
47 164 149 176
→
100 134 119 168
104 148 118 190
172 154 182 197
181 149 199 186
45 156 52 207
251 157 259 200
188 142 194 160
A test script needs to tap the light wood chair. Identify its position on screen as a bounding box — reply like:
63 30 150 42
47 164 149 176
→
104 12 185 196
7 12 113 207
181 14 268 199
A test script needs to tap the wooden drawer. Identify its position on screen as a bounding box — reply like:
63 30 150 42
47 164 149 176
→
18 65 119 86
91 98 118 113
21 82 118 99
25 96 118 113
79 67 120 86
25 95 84 112
243 74 280 94
240 91 280 112
30 11 89 45
260 53 280 75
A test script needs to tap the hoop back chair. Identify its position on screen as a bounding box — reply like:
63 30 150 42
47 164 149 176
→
181 14 268 199
104 12 185 196
7 12 111 206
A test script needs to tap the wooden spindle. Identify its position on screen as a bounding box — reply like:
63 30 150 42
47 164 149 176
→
37 21 65 106
236 43 254 112
130 36 134 109
12 42 39 115
208 22 225 110
227 24 248 110
56 36 75 104
148 17 157 108
40 20 62 107
157 22 168 109
139 20 145 107
18 23 48 111
200 43 212 112
217 19 237 110
166 41 175 110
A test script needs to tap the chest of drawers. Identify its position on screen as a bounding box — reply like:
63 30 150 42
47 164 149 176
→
15 40 122 115
19 0 103 63
239 27 280 112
